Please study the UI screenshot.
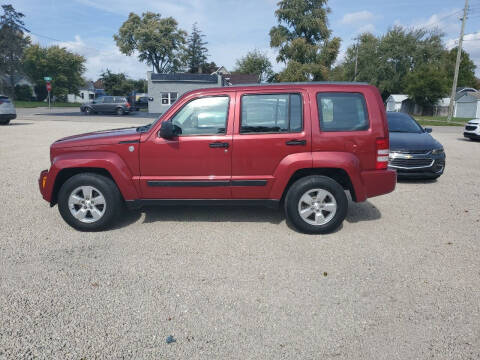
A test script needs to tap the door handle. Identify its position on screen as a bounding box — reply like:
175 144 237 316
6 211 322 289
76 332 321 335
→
286 139 306 146
209 142 229 148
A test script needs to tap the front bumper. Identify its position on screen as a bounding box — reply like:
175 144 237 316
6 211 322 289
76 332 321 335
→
464 132 480 140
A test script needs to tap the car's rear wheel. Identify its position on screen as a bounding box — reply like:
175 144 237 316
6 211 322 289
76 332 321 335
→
116 107 124 115
84 107 93 115
285 175 348 234
57 173 123 231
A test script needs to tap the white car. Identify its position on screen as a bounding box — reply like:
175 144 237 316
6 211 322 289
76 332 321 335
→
0 95 16 125
464 119 480 141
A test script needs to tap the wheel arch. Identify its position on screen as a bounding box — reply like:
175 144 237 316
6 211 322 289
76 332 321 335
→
281 168 357 203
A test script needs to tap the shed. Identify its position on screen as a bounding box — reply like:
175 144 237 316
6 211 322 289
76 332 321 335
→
385 94 409 112
454 92 480 118
147 72 223 113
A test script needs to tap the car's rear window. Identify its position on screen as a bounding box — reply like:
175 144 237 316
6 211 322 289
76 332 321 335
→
317 92 369 132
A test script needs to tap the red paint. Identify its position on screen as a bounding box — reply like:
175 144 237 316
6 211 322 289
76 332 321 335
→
39 83 396 205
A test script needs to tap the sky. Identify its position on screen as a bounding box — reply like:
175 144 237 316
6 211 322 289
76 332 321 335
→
9 0 480 80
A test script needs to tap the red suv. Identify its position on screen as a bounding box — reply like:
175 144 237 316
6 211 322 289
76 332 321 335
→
39 83 396 234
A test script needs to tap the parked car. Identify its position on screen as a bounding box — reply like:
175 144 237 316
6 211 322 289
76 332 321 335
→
386 112 445 179
80 96 131 115
39 83 396 233
0 95 16 125
463 119 480 140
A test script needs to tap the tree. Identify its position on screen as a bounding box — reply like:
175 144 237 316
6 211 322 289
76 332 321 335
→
14 84 32 100
23 44 86 98
234 50 273 82
201 61 218 74
99 70 134 95
444 47 476 88
0 4 30 97
269 0 341 81
114 12 186 73
183 23 208 73
404 64 449 108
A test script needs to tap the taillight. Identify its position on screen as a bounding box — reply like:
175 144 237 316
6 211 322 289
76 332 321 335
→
126 102 131 108
376 138 389 170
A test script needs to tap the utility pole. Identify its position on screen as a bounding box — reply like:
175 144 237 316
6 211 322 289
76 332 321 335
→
354 43 359 82
447 0 469 122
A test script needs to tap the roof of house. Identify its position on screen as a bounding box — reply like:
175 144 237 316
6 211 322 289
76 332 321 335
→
457 91 480 101
151 73 218 83
457 87 477 93
388 94 409 103
224 73 260 85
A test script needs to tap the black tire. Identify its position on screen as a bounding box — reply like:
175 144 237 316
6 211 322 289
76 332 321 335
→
57 173 124 231
0 120 10 125
284 175 348 234
84 107 93 115
116 107 124 115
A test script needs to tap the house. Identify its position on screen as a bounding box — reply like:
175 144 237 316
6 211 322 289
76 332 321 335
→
454 92 480 118
67 88 95 103
385 94 409 112
147 72 224 113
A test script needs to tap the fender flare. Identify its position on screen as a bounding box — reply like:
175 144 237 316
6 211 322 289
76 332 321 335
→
45 151 139 202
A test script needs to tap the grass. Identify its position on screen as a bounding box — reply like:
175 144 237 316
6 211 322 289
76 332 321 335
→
414 116 473 127
13 101 82 108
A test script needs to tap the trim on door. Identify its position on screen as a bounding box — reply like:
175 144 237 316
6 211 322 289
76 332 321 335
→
147 180 268 187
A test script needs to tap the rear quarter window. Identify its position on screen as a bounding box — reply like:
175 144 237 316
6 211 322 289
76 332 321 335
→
317 93 369 132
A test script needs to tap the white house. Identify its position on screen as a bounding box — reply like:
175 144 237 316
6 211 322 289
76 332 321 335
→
385 94 409 112
67 89 95 104
454 92 480 118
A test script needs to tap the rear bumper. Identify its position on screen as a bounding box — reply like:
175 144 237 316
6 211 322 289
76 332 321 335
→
360 169 397 200
0 113 16 121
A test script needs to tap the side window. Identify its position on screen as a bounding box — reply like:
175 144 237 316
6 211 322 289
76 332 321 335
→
317 93 369 132
170 96 229 136
103 96 113 103
240 93 303 133
161 92 177 105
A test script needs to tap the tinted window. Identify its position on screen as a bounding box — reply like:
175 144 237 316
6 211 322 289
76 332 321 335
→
114 97 126 103
103 96 113 103
387 112 423 133
240 93 303 133
171 96 229 135
317 93 368 132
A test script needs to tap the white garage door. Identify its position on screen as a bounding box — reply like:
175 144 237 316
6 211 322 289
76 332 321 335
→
456 102 477 118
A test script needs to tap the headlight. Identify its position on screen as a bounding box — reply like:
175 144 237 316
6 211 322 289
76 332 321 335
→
431 148 444 154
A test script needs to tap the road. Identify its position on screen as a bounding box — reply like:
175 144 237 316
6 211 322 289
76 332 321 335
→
0 108 479 359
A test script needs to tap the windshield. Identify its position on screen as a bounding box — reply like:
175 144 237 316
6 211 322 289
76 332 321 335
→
387 112 423 133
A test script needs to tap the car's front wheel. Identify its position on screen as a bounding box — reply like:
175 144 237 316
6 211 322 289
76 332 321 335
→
116 107 124 115
57 173 123 231
285 175 348 234
84 107 93 115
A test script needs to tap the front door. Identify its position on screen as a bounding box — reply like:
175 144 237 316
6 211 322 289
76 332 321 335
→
139 94 234 199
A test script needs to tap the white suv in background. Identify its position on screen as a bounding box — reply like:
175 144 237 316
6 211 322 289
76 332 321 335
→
464 119 480 141
0 95 16 125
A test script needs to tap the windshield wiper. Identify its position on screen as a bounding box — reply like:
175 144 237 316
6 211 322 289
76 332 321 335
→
136 123 152 132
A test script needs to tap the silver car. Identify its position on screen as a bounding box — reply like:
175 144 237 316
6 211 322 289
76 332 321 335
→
0 95 16 125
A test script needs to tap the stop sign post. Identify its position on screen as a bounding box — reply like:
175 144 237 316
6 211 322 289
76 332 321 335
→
45 78 52 110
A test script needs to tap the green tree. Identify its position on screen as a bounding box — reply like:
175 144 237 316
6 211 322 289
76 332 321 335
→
201 61 218 74
114 12 186 73
444 47 476 88
132 78 147 93
183 23 208 73
404 64 449 108
14 84 32 100
269 0 341 81
0 4 30 97
234 50 273 82
23 44 86 98
99 69 134 96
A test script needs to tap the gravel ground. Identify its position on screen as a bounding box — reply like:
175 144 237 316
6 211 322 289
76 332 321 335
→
1 109 479 359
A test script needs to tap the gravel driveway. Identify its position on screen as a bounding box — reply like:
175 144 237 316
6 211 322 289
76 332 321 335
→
1 109 479 359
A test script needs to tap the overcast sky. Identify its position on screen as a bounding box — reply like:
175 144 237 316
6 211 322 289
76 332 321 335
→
10 0 480 80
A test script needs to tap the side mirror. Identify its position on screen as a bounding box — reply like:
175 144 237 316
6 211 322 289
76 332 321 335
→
148 97 154 102
159 121 181 139
424 127 432 133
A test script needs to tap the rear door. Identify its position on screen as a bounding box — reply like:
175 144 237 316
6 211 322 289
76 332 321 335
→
231 89 311 199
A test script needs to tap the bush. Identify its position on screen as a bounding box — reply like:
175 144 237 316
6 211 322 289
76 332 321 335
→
14 84 33 101
34 84 48 101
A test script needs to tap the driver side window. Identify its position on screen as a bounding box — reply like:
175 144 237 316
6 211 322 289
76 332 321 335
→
171 96 229 136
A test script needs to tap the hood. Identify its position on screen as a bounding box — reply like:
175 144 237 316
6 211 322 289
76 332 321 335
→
467 118 480 125
53 127 140 148
389 131 442 151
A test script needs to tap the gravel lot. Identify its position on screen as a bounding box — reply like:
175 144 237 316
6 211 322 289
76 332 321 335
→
1 108 479 359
